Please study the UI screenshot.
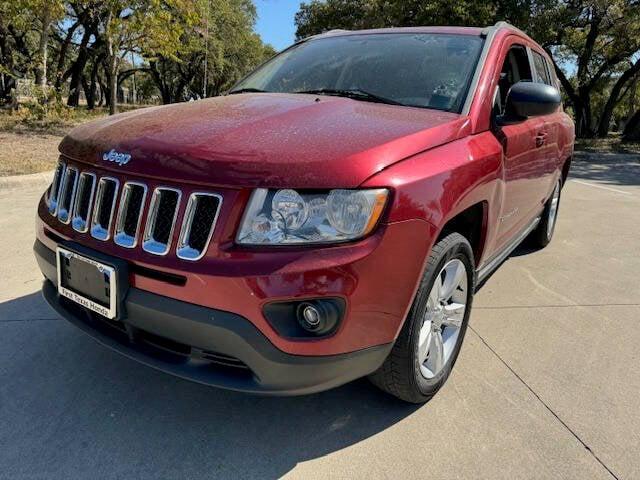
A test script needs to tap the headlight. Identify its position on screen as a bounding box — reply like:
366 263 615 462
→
237 188 389 245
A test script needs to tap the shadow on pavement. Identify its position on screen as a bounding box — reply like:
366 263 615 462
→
0 292 419 479
570 152 640 187
0 289 54 321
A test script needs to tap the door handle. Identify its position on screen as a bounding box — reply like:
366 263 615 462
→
535 132 548 148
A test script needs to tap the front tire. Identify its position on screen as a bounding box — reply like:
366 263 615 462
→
529 178 562 248
369 232 475 403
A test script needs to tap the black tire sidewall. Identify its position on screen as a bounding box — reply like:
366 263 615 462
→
407 234 475 397
533 178 562 247
545 179 562 242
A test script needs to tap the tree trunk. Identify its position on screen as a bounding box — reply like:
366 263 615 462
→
623 109 640 141
86 58 101 110
54 20 80 91
104 10 119 115
109 59 118 114
98 81 106 107
597 61 640 138
35 6 52 92
148 61 173 104
67 27 93 107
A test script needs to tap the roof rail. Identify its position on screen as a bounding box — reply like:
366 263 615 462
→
486 21 531 40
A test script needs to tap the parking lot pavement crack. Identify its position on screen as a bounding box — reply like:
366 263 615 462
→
468 325 621 480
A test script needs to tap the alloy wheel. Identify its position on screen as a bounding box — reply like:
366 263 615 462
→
547 181 561 239
417 258 467 379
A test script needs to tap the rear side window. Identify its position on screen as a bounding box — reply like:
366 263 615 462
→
532 51 552 85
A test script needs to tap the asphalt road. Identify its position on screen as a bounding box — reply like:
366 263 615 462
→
1 153 638 479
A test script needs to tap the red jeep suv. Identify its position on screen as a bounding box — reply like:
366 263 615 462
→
35 22 574 402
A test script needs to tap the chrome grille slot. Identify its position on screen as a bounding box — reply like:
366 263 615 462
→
47 162 65 215
71 172 96 232
56 167 79 224
90 177 119 241
177 193 222 261
142 187 181 255
114 182 147 248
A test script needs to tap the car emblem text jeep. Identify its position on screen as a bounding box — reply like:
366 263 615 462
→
103 149 131 166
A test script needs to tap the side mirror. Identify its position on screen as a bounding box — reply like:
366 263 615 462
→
500 82 561 123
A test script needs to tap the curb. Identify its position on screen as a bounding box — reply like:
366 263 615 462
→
0 170 53 191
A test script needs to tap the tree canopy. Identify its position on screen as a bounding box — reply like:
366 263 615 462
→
0 0 275 113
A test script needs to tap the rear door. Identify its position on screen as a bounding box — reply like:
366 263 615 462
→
492 40 548 248
530 48 562 192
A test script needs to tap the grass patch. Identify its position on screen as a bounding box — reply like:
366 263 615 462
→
0 107 108 136
575 135 640 155
0 131 63 176
0 105 148 176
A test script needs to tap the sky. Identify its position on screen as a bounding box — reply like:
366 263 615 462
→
254 0 301 51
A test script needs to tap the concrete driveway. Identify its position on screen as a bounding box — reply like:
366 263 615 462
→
1 153 638 479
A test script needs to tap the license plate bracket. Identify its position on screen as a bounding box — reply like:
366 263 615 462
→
56 245 128 320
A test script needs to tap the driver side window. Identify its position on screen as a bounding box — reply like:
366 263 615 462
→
493 45 533 116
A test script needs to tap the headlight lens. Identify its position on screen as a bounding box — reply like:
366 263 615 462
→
237 188 389 245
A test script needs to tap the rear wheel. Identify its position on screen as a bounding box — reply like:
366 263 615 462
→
529 178 561 248
369 233 475 403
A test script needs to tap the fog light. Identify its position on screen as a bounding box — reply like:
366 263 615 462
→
301 304 321 327
296 300 339 336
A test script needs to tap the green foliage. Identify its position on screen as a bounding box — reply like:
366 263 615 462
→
0 0 274 113
148 0 276 102
295 0 497 39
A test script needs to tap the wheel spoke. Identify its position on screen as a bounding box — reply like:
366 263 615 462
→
429 274 443 306
442 302 465 327
440 260 465 300
427 330 444 373
417 324 432 364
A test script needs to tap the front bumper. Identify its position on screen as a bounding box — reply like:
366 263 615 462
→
36 240 392 395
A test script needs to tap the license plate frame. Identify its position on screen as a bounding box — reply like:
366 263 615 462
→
56 246 118 319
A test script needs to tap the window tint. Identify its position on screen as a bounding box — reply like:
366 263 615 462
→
232 34 484 112
532 51 552 85
546 58 559 89
494 45 532 115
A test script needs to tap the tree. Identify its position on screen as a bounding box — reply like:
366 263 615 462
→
295 0 495 40
147 0 275 103
1 0 65 92
523 0 640 138
100 0 199 114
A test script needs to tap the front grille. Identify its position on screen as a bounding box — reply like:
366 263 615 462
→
90 177 119 241
114 182 147 248
46 160 222 261
47 162 65 215
72 172 96 232
56 167 78 224
177 193 222 260
142 188 181 255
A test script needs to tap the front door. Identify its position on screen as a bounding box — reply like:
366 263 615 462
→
492 41 550 249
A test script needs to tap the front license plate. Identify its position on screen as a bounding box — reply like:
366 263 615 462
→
56 247 117 319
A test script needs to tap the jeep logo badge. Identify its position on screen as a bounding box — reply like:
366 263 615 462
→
102 149 131 166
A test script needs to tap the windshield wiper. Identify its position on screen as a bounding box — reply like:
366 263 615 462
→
228 88 270 95
294 88 405 106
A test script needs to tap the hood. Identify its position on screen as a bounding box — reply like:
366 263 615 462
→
60 93 468 188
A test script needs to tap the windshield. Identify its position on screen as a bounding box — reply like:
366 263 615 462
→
231 33 484 112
